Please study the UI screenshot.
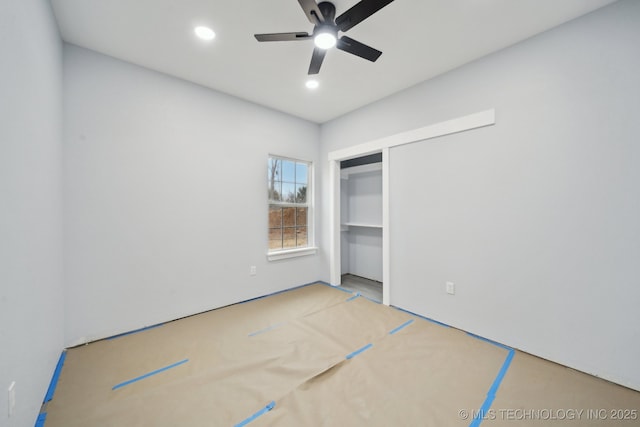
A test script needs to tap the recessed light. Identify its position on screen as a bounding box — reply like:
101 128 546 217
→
305 80 319 90
194 26 215 41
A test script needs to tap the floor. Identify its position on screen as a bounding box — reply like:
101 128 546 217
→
341 273 382 302
40 283 640 426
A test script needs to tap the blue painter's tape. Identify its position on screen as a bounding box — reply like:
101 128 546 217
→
238 281 320 305
235 401 276 427
248 323 284 337
318 282 354 294
112 359 189 390
391 306 451 328
346 292 361 302
107 323 164 340
44 351 67 402
346 343 373 359
389 319 414 335
466 332 513 352
487 349 515 397
362 295 382 304
233 280 344 306
35 412 47 427
469 349 515 427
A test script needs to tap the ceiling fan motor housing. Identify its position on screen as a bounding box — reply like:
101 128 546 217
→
317 2 337 23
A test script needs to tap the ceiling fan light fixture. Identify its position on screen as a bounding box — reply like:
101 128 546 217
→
314 28 337 49
194 26 216 41
254 0 393 74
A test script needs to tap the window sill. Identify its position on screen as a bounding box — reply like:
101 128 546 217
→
267 247 318 261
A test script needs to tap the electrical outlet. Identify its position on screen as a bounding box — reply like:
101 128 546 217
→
446 281 455 295
8 381 15 417
249 266 257 276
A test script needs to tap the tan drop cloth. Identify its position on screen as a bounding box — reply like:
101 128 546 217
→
42 283 640 426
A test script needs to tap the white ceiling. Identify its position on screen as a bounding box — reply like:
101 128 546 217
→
51 0 617 123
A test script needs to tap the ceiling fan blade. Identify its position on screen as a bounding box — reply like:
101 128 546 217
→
335 0 394 32
255 32 312 42
308 47 326 75
298 0 325 25
337 36 382 62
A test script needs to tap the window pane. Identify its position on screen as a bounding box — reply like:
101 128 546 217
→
268 156 311 253
269 228 283 250
268 180 281 202
282 207 295 227
282 160 295 183
268 158 281 182
296 207 307 226
296 162 308 184
282 182 296 203
282 227 296 249
295 184 307 203
296 227 308 247
269 207 282 228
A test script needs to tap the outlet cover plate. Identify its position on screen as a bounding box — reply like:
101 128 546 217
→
446 281 455 295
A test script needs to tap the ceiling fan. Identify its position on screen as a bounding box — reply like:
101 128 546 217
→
254 0 395 75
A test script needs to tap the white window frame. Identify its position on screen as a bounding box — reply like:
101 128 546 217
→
267 155 317 261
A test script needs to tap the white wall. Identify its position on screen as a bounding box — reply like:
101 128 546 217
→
63 45 322 346
346 171 382 226
0 0 64 425
320 0 640 390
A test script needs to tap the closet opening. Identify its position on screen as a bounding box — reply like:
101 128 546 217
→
339 153 383 302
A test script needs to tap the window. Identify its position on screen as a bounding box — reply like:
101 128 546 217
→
268 156 312 256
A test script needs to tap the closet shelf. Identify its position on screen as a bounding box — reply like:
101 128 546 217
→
341 222 383 229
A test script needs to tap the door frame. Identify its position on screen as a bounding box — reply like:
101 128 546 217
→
327 109 496 307
329 148 390 305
